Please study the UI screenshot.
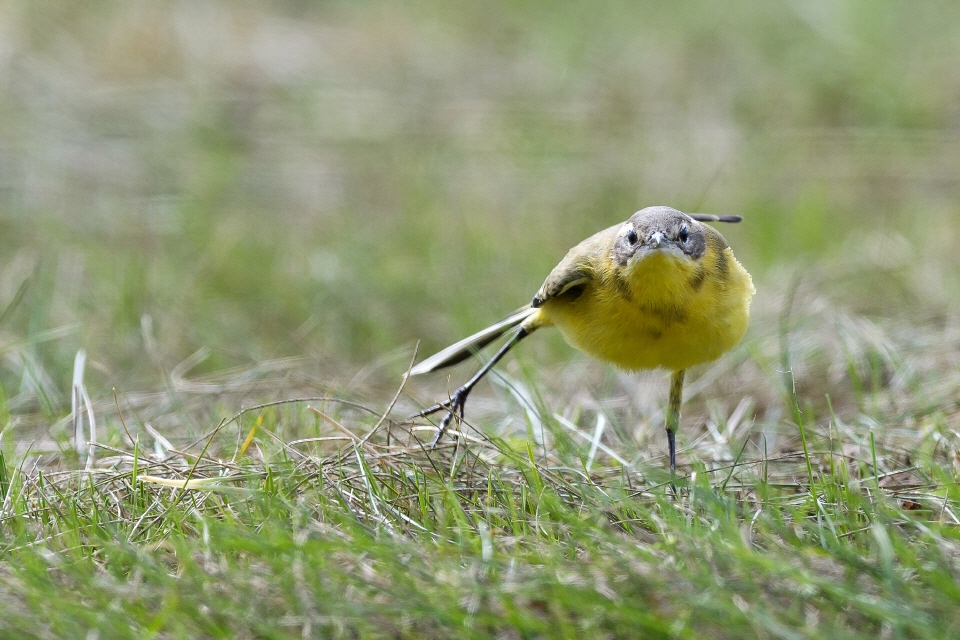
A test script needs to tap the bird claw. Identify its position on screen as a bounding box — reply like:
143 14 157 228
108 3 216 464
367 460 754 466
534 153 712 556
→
407 402 447 420
408 386 470 447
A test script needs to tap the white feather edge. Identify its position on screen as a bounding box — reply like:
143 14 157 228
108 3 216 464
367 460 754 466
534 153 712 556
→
408 307 537 376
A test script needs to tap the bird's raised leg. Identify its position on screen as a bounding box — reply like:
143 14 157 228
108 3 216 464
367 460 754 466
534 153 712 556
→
410 327 529 446
666 369 686 473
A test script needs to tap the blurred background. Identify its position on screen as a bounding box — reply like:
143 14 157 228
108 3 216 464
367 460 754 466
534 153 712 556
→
1 1 959 439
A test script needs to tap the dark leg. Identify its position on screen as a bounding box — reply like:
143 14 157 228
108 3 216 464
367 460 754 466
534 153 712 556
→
666 369 686 473
411 327 529 446
667 429 677 472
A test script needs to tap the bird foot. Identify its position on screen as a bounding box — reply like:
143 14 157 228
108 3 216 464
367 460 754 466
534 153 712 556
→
408 386 471 447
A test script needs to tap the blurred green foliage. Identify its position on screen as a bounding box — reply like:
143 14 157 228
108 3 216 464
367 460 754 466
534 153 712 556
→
1 0 959 400
3 5 960 637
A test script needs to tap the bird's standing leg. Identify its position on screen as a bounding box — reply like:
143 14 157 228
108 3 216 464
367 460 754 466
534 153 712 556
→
411 327 529 446
666 369 686 472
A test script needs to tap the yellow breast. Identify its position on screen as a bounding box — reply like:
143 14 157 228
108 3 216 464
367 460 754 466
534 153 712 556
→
538 246 753 372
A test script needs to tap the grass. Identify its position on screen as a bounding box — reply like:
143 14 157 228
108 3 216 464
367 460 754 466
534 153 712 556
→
3 269 960 638
2 0 960 637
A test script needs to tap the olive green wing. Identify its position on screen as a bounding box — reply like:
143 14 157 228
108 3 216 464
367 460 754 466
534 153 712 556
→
531 223 620 307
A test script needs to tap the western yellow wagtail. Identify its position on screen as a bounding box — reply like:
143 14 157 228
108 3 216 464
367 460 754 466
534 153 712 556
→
409 206 754 471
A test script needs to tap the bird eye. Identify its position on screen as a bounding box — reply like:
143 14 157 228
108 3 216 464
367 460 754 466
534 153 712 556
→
626 228 639 245
678 224 689 243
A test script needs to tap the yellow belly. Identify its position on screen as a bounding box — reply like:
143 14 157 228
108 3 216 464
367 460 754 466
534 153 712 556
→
538 249 753 372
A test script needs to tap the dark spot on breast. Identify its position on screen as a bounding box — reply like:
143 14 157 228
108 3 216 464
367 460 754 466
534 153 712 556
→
715 249 729 280
689 265 707 291
649 330 663 341
639 302 687 325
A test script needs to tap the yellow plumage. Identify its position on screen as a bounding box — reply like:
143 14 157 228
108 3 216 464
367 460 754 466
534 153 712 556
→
535 233 753 372
410 206 755 470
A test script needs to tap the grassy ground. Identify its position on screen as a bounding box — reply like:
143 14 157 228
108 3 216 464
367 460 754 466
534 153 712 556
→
2 1 960 638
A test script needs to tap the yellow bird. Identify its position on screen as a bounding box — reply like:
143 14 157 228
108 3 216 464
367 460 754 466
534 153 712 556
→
409 206 754 470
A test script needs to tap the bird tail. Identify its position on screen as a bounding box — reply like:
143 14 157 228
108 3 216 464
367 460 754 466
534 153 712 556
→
408 306 537 376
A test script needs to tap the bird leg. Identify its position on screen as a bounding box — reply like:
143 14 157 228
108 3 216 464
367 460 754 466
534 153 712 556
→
666 369 686 472
410 327 529 446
